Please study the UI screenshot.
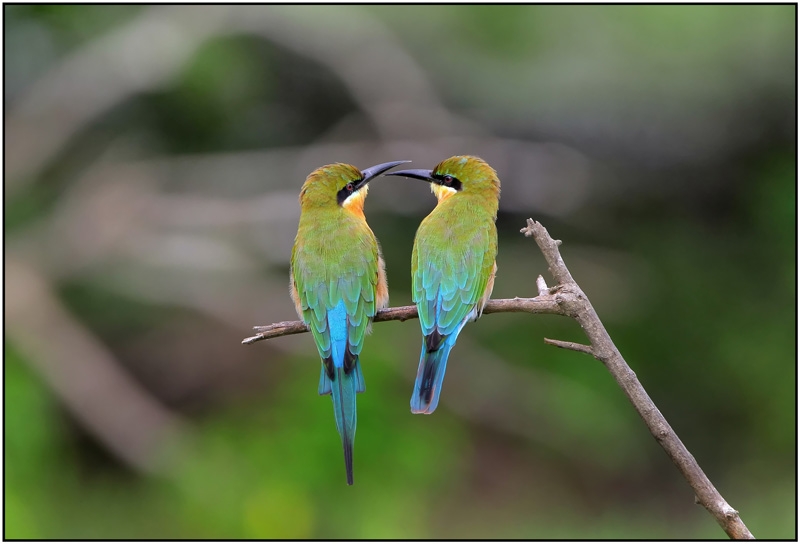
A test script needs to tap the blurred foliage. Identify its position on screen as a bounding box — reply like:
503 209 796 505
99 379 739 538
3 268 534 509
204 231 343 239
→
4 4 796 539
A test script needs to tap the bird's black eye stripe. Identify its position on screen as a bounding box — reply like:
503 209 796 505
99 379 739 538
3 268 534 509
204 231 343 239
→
337 178 362 205
432 173 463 191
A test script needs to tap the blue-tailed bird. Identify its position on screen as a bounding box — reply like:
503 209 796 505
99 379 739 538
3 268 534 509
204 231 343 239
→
290 160 407 484
387 156 500 414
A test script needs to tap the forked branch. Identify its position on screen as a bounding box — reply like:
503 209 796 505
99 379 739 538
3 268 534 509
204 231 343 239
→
244 218 754 540
518 219 753 539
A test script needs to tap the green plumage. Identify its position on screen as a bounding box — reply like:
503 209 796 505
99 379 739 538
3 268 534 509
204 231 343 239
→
390 155 500 414
292 207 382 361
290 161 396 485
412 196 497 338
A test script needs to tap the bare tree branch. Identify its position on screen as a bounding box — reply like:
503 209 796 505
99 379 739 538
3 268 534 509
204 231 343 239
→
245 218 755 539
520 219 754 540
543 338 595 356
242 298 562 344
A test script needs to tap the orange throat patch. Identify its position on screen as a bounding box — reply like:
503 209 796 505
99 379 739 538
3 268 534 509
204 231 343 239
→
342 186 368 219
431 184 458 202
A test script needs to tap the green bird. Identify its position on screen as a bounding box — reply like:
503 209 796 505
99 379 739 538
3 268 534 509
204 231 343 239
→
387 156 500 414
290 160 408 484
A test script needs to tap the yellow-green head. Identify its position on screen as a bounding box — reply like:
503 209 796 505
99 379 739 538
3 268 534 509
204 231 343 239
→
386 155 501 203
299 161 410 217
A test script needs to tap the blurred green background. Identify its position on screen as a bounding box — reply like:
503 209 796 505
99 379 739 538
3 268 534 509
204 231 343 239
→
4 5 796 539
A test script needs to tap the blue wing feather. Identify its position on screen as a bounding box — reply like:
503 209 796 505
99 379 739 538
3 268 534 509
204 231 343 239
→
293 216 385 484
411 228 495 414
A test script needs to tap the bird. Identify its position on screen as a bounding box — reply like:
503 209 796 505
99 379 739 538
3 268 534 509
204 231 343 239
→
290 160 408 484
386 156 500 414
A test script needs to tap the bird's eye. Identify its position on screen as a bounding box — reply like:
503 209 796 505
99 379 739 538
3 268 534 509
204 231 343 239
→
443 175 453 185
346 183 354 192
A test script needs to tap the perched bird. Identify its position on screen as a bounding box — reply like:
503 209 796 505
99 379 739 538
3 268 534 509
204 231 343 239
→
387 156 500 414
290 160 407 484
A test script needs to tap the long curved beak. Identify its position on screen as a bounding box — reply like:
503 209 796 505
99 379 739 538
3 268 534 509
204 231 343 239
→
357 160 412 189
384 168 435 182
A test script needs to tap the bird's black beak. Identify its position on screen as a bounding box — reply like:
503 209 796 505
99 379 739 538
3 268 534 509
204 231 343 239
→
356 160 412 190
384 168 435 183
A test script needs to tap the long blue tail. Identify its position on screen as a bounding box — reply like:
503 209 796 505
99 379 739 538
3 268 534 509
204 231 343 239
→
410 335 456 414
318 301 364 485
319 361 364 485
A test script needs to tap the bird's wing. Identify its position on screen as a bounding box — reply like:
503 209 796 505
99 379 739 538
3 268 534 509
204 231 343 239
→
413 226 496 342
292 228 381 364
332 251 379 358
